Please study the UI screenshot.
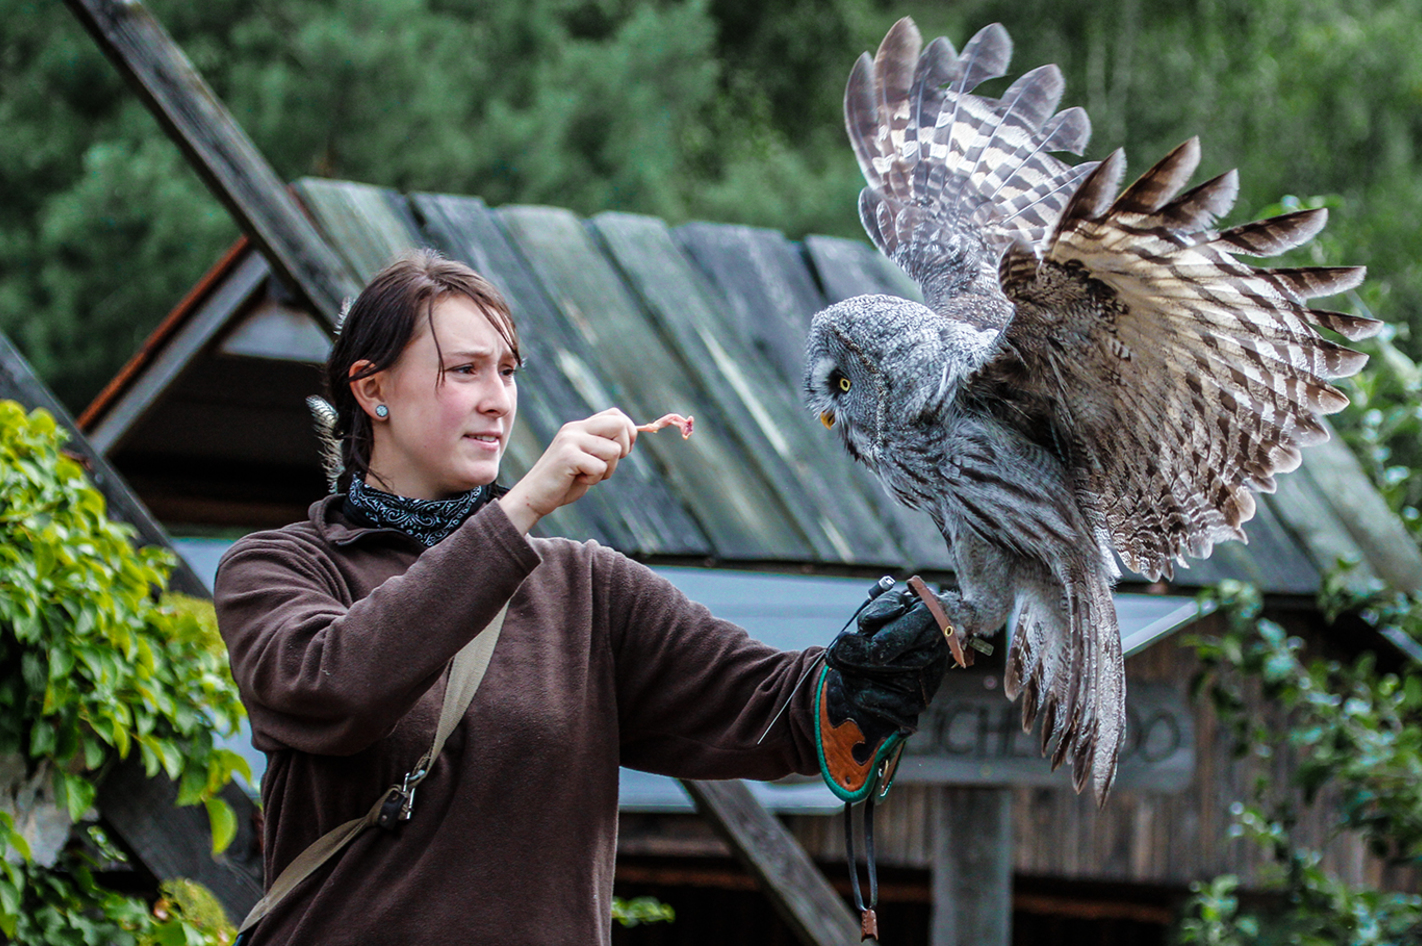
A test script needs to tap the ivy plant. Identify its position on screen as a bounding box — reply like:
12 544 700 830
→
0 400 247 942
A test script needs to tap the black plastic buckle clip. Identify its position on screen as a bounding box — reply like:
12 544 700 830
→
376 785 407 829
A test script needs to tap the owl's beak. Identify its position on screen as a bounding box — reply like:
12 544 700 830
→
820 411 836 429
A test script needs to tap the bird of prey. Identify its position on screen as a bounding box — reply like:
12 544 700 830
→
804 17 1377 801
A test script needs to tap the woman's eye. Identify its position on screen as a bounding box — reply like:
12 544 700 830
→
838 375 851 394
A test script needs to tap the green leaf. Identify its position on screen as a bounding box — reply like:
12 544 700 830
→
175 761 208 807
205 797 237 855
156 739 184 781
55 770 97 823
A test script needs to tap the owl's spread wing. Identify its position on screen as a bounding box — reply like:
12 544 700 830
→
987 140 1378 579
846 17 1096 342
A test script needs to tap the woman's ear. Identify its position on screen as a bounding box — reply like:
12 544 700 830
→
349 360 387 419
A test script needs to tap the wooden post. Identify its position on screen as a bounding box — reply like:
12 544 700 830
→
99 756 264 914
61 0 362 323
683 779 861 946
930 786 1012 946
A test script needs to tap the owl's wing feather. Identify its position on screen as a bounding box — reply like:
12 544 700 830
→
992 139 1378 579
847 18 1095 329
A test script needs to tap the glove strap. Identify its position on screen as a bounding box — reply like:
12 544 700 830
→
844 795 879 941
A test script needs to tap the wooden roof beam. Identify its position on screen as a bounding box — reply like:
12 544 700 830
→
62 0 362 325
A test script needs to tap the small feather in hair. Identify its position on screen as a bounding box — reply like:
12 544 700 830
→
306 395 345 492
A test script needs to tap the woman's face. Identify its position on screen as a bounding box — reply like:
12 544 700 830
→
355 294 518 500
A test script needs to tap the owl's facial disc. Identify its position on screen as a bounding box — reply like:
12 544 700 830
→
804 352 878 465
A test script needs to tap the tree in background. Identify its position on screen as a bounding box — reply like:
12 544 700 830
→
5 0 1420 415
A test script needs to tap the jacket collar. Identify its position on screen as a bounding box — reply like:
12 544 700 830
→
307 494 423 548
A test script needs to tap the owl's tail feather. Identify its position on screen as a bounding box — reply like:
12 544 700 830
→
1004 561 1124 803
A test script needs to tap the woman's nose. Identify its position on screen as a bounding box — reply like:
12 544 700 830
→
480 377 514 415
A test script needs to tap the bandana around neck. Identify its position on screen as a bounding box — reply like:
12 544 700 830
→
344 475 492 547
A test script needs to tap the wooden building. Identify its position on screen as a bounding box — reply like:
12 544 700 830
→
77 176 1422 944
54 1 1422 941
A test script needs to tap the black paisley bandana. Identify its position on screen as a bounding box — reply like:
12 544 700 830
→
344 475 493 547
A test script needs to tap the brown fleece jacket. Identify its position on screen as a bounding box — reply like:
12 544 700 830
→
214 495 822 945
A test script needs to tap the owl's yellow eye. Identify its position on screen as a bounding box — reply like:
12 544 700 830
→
838 375 852 393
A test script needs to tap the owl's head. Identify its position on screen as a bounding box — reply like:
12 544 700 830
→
804 293 975 467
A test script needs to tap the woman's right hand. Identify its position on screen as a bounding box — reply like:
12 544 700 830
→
498 408 638 535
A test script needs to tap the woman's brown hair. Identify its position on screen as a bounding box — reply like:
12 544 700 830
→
324 249 519 489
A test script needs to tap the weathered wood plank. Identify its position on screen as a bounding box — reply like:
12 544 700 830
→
677 222 825 389
98 757 263 918
62 0 360 323
411 193 710 556
1298 428 1422 593
678 222 955 572
682 779 861 946
591 212 905 567
500 205 812 562
1268 458 1384 592
803 235 921 306
291 179 423 283
931 786 1012 946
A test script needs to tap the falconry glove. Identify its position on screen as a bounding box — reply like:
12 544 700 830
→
815 588 949 804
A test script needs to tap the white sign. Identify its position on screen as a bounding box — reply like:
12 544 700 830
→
895 675 1194 793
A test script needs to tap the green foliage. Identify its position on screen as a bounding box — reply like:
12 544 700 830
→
1176 581 1422 944
0 822 237 945
611 895 676 927
144 879 237 946
1178 860 1422 946
0 400 246 942
6 0 1422 416
1191 581 1422 863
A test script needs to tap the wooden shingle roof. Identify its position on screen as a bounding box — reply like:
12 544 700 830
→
82 176 1422 596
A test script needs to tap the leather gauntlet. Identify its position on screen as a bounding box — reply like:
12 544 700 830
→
815 589 950 803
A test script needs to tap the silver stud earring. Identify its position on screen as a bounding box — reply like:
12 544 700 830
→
374 404 389 419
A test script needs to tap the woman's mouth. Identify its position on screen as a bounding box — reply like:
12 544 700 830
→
465 433 502 451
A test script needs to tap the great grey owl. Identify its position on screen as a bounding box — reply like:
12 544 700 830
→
804 18 1377 801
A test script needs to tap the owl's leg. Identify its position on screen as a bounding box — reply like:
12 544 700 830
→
933 530 1021 639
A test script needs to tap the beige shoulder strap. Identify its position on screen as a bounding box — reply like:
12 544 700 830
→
237 603 509 935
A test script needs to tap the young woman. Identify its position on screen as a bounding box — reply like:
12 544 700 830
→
214 250 944 944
